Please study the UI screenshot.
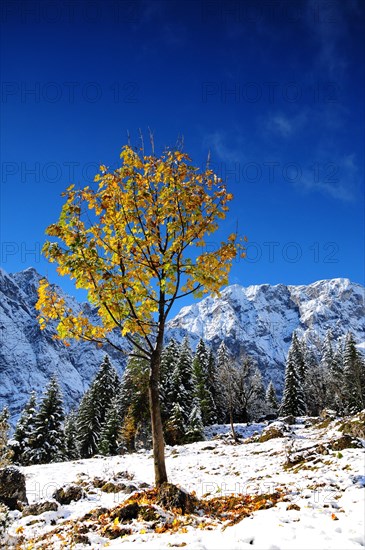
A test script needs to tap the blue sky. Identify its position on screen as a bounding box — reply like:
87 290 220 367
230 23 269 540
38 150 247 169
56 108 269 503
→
1 0 364 306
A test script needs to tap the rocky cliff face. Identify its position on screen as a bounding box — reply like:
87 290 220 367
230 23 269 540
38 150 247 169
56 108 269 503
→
0 267 126 422
167 278 365 390
0 267 364 422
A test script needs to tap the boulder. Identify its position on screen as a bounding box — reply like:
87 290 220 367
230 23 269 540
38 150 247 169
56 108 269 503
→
320 409 337 420
338 411 365 439
101 481 126 493
0 466 27 510
53 484 85 505
110 502 140 522
156 482 196 514
259 423 285 442
22 499 58 517
329 435 363 451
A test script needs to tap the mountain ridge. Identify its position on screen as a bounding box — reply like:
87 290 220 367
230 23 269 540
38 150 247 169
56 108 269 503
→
0 266 364 422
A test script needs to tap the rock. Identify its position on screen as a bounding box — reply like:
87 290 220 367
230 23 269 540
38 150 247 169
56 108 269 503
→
22 500 58 517
0 466 28 510
72 533 90 544
259 424 285 442
338 411 365 439
124 484 138 494
138 505 162 522
329 435 363 451
320 409 337 420
53 484 85 505
92 477 105 489
286 503 301 511
156 483 196 514
110 502 140 522
102 525 132 539
101 481 126 493
81 507 109 521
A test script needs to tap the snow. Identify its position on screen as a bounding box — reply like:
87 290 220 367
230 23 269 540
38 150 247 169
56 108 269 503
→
4 417 365 549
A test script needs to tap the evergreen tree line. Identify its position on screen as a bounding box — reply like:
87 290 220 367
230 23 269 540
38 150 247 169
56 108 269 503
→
280 330 365 416
2 330 363 466
5 338 272 464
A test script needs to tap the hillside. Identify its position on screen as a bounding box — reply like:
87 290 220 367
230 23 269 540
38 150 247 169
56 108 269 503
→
3 414 365 549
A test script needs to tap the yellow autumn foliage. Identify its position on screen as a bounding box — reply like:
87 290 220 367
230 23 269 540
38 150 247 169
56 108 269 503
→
36 145 246 354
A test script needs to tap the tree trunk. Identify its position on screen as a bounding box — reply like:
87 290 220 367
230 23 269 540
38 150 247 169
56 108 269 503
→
229 407 238 442
149 348 168 486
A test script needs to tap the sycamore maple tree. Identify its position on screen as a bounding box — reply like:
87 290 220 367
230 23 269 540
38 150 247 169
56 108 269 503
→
36 144 246 485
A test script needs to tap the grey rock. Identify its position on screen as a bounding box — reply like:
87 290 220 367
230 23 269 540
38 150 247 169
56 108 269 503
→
53 484 85 504
22 499 58 516
0 466 27 510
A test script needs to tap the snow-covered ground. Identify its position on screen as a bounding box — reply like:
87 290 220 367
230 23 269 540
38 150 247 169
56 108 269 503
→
4 417 365 549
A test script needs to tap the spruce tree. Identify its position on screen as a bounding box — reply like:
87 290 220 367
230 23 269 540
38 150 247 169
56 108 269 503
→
11 391 37 464
164 402 186 445
76 388 101 458
26 377 65 464
280 333 306 416
343 332 365 413
0 407 13 467
266 381 279 416
303 336 326 415
77 355 120 458
92 355 120 428
98 396 122 456
192 339 215 425
118 356 150 451
160 339 180 422
170 337 194 423
64 410 80 460
185 398 205 443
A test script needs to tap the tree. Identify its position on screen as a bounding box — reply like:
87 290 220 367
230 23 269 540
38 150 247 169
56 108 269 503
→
343 332 365 413
11 391 37 464
192 339 215 425
266 381 279 416
329 338 346 413
0 407 13 467
170 337 195 423
64 410 80 460
92 355 120 427
206 349 222 423
36 143 245 485
160 339 180 423
185 398 205 443
26 377 65 464
235 356 266 421
118 356 150 450
302 336 327 416
280 333 306 417
98 396 123 456
217 342 239 441
76 355 120 458
164 402 186 445
77 388 101 458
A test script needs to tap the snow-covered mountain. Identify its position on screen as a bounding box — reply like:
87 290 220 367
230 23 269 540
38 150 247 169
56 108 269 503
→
0 267 364 422
168 278 365 389
0 267 127 422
